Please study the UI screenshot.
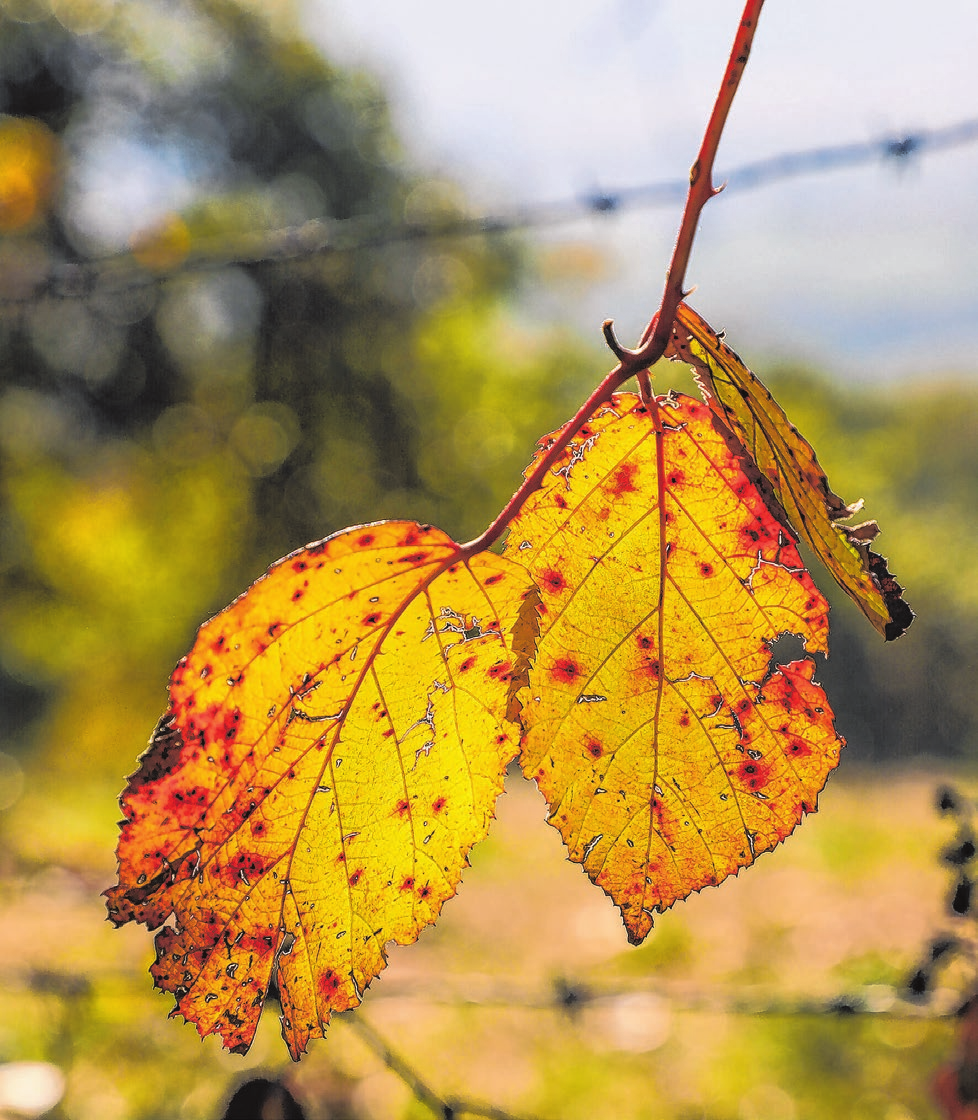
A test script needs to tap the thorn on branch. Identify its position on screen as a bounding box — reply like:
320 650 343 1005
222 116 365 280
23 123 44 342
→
602 319 636 361
602 320 654 402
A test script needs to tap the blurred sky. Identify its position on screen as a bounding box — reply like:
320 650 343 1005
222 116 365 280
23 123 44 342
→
301 0 978 380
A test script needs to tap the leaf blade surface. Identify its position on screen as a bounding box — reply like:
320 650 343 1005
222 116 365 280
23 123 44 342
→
106 521 534 1058
507 393 843 943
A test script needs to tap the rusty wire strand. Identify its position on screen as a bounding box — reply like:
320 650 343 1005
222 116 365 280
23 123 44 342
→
1 116 975 306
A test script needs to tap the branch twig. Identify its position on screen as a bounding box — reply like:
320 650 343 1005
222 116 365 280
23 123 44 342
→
462 0 765 555
637 0 764 364
344 1015 551 1120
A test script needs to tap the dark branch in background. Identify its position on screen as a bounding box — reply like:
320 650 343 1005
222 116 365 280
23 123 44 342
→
344 1015 551 1120
0 115 975 306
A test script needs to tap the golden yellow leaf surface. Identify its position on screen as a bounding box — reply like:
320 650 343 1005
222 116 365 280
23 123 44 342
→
668 301 912 640
106 522 535 1058
507 393 843 943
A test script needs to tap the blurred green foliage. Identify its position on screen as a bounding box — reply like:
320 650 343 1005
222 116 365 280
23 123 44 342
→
761 366 978 764
0 0 975 1117
0 0 599 790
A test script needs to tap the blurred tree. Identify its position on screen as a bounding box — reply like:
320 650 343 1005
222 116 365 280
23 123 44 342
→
762 367 978 763
0 0 597 800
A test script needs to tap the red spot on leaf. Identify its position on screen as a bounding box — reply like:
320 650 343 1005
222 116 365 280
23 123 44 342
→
399 877 415 891
555 494 568 509
317 970 340 999
484 573 503 585
292 560 307 572
459 656 476 672
357 533 375 548
699 562 714 577
348 869 363 887
738 760 771 790
551 659 581 683
363 613 382 626
609 462 639 496
214 850 271 889
642 659 660 680
394 800 410 816
400 552 430 565
487 661 511 680
540 568 566 593
432 797 447 813
587 740 603 759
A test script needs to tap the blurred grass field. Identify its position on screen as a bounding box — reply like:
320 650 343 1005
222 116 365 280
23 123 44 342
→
0 759 968 1120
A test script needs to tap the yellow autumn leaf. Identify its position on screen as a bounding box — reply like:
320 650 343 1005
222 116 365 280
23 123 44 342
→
668 301 912 640
106 522 535 1058
507 393 844 943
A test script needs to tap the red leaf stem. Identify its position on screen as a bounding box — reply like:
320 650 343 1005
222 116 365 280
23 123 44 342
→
462 0 766 556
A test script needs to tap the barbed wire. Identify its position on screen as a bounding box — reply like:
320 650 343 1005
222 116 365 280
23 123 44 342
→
9 963 964 1021
12 963 964 1119
2 115 976 307
12 962 964 1119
